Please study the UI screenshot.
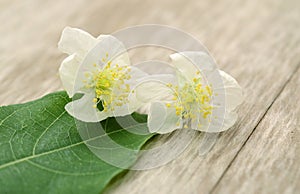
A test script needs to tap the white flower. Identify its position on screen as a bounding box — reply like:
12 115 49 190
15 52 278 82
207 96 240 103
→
134 52 243 134
58 27 146 122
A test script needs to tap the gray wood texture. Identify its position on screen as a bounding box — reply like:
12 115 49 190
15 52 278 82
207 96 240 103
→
0 0 299 193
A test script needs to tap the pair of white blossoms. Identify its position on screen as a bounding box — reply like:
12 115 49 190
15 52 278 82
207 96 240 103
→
58 27 243 134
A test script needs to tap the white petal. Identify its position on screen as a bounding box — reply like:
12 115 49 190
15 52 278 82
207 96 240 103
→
170 51 216 82
127 66 149 85
59 54 80 97
191 112 203 130
58 28 112 96
111 52 130 68
209 111 238 132
148 102 182 134
98 34 130 68
111 103 132 117
135 103 151 115
65 93 112 122
75 35 129 92
124 66 150 112
208 70 243 112
87 35 128 68
58 27 97 59
195 111 238 133
97 34 110 41
219 70 243 111
137 73 177 84
134 74 176 103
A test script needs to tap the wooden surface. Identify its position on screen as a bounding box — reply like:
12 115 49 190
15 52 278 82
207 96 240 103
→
1 0 300 194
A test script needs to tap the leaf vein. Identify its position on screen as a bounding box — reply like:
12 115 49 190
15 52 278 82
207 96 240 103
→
32 110 66 155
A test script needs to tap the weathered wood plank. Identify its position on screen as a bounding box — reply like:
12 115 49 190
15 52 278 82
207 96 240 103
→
0 0 300 193
211 66 300 194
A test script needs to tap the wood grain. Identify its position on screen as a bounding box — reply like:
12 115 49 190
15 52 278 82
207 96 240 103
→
211 66 300 194
0 0 300 193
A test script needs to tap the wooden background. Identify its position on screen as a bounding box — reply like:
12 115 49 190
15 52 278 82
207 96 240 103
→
0 0 299 193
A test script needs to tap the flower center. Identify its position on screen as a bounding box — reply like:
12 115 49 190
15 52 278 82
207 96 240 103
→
83 60 131 112
166 73 213 127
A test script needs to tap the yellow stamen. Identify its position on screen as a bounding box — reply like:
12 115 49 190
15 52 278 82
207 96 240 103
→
170 75 213 122
166 83 172 87
82 56 132 111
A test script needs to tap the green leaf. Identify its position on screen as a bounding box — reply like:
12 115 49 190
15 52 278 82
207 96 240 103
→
0 91 153 194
